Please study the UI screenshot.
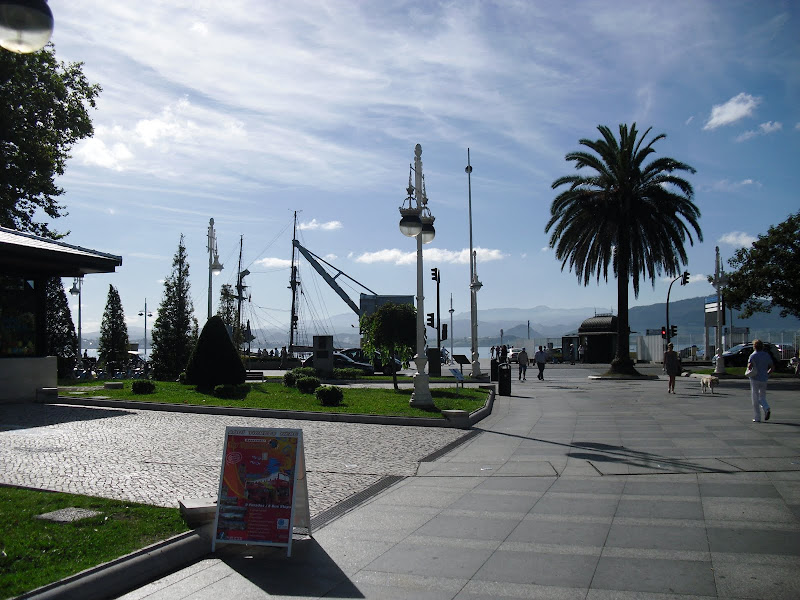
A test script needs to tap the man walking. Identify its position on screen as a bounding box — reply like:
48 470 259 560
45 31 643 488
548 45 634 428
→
518 348 529 380
534 346 547 380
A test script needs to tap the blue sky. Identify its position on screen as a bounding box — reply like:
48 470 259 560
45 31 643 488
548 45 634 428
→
48 0 799 339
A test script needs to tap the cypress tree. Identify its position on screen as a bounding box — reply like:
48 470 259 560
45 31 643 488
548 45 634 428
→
150 235 198 380
99 284 129 368
45 277 78 378
185 315 245 390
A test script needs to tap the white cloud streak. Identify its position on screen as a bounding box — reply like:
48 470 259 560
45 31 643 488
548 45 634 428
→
355 247 506 265
254 257 292 269
298 219 343 231
703 93 761 130
719 231 756 247
711 179 761 192
736 121 783 142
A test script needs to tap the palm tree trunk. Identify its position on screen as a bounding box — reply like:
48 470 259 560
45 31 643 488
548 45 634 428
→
610 254 639 375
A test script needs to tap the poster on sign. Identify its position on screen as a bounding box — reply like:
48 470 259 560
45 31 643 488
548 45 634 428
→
212 427 310 556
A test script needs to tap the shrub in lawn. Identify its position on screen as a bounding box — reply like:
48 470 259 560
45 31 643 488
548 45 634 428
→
283 371 297 387
214 383 250 399
292 367 317 378
315 385 343 406
333 367 363 380
178 372 187 385
295 376 321 394
131 380 156 394
185 316 245 391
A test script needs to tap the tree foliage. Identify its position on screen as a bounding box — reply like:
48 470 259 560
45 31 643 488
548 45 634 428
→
99 284 129 368
150 235 198 380
360 302 416 390
45 277 77 378
722 211 800 319
0 44 101 238
546 123 701 374
185 315 245 390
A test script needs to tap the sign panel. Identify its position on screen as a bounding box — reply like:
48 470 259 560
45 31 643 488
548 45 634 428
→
704 298 726 327
212 427 310 556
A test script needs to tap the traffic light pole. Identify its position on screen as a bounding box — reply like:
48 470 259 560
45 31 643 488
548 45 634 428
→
665 271 689 344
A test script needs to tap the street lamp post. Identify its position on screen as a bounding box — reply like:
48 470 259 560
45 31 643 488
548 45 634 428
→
398 144 435 407
714 246 726 375
466 149 482 378
138 299 153 361
69 276 83 360
207 218 223 321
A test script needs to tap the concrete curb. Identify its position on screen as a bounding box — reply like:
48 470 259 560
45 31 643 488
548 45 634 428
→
50 385 495 430
18 524 213 600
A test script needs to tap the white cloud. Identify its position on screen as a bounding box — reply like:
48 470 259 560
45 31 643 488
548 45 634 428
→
254 257 292 269
736 120 783 142
703 93 761 130
685 116 694 125
540 246 550 253
795 122 800 131
298 219 343 231
719 231 756 247
323 254 338 261
355 247 506 265
711 178 761 192
73 137 134 170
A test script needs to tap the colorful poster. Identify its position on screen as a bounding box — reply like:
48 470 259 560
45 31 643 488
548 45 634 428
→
213 427 309 556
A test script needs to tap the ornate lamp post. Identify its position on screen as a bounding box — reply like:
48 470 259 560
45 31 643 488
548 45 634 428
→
207 218 223 321
399 144 435 407
0 0 53 53
69 276 83 360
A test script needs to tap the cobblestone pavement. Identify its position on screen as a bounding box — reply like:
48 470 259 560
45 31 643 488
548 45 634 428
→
0 404 469 516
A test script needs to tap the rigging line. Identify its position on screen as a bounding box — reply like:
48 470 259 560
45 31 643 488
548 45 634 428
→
300 243 377 296
299 261 338 338
243 220 292 273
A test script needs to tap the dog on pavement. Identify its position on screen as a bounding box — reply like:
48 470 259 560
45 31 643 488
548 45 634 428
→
700 375 719 394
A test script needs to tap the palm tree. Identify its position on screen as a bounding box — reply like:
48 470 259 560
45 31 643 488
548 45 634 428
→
546 123 702 375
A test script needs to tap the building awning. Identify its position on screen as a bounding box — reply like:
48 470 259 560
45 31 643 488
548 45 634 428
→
578 314 617 333
0 227 122 277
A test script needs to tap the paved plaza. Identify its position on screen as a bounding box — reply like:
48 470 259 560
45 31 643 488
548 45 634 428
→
2 363 800 599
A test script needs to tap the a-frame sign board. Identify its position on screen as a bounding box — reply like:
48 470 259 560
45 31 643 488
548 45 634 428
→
212 427 311 557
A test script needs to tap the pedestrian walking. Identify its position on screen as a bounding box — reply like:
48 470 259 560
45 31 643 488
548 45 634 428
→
569 343 575 365
499 345 508 363
518 348 529 380
578 343 585 363
663 342 680 394
747 339 774 423
490 345 496 360
534 346 547 380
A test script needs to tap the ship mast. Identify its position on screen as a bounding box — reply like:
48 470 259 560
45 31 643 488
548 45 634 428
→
288 211 299 354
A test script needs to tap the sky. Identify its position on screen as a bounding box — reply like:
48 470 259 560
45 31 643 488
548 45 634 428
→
44 0 799 342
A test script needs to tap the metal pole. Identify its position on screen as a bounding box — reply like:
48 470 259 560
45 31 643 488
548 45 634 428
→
714 246 725 374
449 293 454 361
435 269 441 349
207 219 214 321
77 279 82 360
466 149 482 377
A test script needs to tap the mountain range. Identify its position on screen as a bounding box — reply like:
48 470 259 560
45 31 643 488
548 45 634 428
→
86 297 799 349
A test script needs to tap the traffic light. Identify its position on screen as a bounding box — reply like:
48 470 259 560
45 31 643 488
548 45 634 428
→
681 271 690 285
441 324 448 341
671 325 678 338
427 313 435 328
430 267 439 281
661 326 667 339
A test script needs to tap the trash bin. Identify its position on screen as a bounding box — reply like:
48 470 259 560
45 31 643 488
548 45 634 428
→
498 362 511 396
490 358 499 382
426 348 441 377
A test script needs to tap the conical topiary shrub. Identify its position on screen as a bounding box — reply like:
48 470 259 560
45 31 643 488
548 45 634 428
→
185 316 245 390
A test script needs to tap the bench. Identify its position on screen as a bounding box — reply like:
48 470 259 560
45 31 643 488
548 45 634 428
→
449 368 465 388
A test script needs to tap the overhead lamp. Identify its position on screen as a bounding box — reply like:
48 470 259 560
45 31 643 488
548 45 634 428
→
0 0 53 54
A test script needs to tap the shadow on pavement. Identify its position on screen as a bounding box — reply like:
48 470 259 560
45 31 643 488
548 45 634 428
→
215 538 364 598
0 403 134 431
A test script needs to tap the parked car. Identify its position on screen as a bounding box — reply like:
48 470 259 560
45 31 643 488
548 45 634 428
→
340 348 402 373
302 352 375 375
714 342 786 369
508 348 523 363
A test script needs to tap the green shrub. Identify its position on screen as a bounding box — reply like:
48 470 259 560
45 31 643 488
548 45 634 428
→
315 385 343 406
178 372 187 385
292 367 317 378
131 380 156 394
283 371 297 387
213 383 250 399
185 316 246 390
295 376 321 394
333 367 363 380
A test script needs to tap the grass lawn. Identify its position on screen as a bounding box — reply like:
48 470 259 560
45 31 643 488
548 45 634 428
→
59 380 489 418
0 486 188 598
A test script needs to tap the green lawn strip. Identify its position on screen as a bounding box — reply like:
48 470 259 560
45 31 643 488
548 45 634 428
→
0 486 188 598
60 381 488 418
